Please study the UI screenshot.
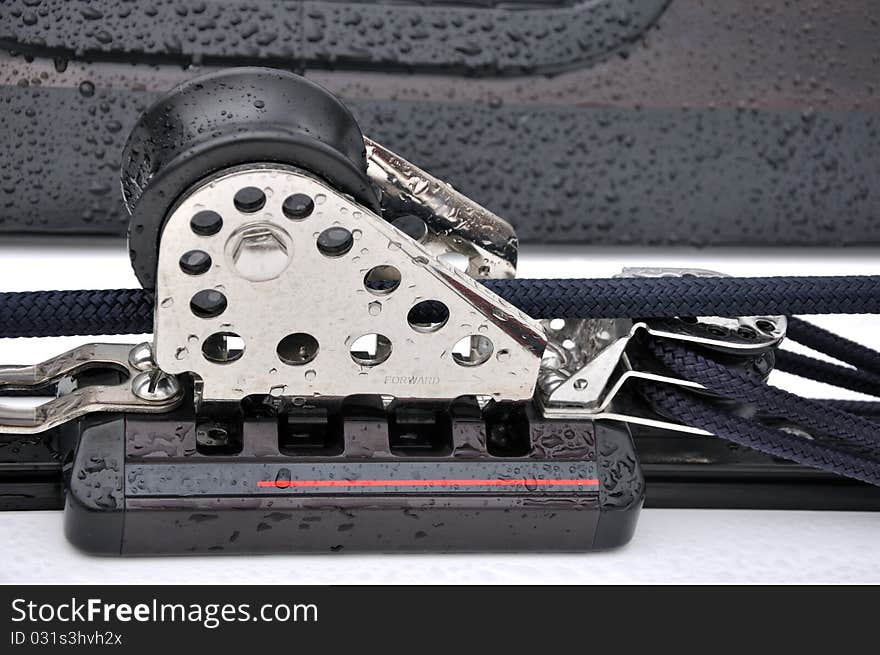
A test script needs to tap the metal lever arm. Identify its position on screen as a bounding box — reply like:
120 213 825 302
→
0 344 182 435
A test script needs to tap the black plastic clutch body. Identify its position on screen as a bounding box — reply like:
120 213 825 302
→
63 402 644 555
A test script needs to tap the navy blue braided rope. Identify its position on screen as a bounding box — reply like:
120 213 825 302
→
823 399 880 416
485 275 880 320
787 317 880 376
0 289 154 339
3 275 880 338
641 383 880 487
776 350 880 398
647 338 880 455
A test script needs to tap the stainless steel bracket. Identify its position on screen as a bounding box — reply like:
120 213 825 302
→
538 268 787 435
0 343 183 435
365 137 518 280
153 165 545 404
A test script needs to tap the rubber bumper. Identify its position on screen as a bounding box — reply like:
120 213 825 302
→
122 67 379 289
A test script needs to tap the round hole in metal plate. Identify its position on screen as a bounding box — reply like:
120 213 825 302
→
363 265 401 295
407 300 449 333
202 332 245 364
190 210 223 236
282 193 315 220
179 250 212 275
350 333 392 367
277 333 320 366
316 226 354 257
190 289 228 318
756 319 777 334
233 186 266 213
451 335 494 367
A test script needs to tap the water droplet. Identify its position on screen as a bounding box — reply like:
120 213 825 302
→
275 468 291 488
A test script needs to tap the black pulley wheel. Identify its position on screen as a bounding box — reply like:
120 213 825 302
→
122 67 379 289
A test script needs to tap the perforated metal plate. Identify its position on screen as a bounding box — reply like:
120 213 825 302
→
153 166 546 403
